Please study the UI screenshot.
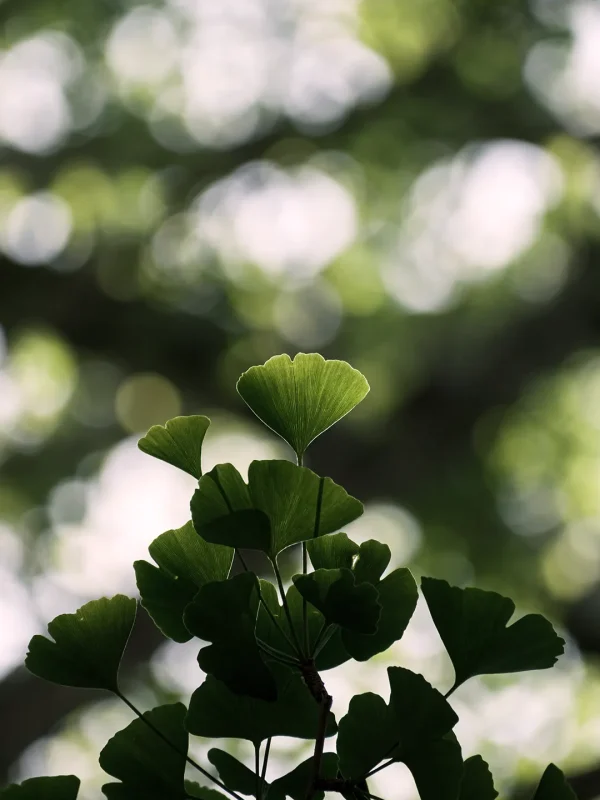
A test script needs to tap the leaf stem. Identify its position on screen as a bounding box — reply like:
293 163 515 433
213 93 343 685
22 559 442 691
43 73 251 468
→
271 557 304 656
364 757 395 779
236 548 299 655
299 660 332 800
116 692 243 800
255 742 261 800
310 620 330 658
260 737 271 793
257 637 300 666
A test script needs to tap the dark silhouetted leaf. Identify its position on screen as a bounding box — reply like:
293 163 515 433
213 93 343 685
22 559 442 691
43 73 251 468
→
237 353 369 458
337 693 397 779
184 572 276 700
25 595 136 693
404 736 463 800
0 776 80 799
421 578 565 690
459 755 498 800
307 532 359 571
191 464 271 551
138 415 210 478
269 753 338 800
100 703 187 799
293 568 381 634
208 749 257 797
134 521 233 642
343 564 417 662
186 662 336 744
185 784 229 800
338 669 459 782
352 540 390 585
193 460 362 558
532 765 578 800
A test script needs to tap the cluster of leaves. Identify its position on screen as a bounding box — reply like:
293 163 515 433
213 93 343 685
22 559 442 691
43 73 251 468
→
2 354 577 800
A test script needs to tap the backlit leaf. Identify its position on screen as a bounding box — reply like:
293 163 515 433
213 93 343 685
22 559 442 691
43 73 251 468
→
25 595 136 693
421 578 565 690
192 460 362 558
237 353 369 458
184 572 276 700
307 532 359 571
532 765 577 800
138 415 210 478
134 521 233 642
186 662 336 744
459 755 498 800
0 777 80 799
100 703 187 799
293 568 381 634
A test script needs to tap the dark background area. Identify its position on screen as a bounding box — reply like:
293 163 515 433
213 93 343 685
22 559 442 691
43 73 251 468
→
2 0 600 796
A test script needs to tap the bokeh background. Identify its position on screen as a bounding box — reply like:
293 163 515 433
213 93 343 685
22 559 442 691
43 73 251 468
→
2 0 600 796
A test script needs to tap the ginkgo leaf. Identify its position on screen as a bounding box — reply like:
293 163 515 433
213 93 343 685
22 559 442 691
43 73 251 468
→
293 568 381 634
459 755 498 800
134 521 233 642
237 354 369 458
306 532 359 571
0 776 80 799
138 415 210 478
421 578 565 690
404 736 463 800
100 703 188 799
208 750 258 797
269 753 338 800
184 572 276 700
337 669 458 782
532 765 578 800
25 595 136 693
192 460 362 558
186 662 336 744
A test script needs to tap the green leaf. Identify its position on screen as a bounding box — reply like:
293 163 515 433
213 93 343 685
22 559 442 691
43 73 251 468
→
134 521 233 642
208 749 257 797
269 753 338 800
293 568 381 634
191 464 271 551
138 415 210 478
352 540 390 585
0 777 80 799
255 581 349 671
337 693 398 779
421 578 565 690
193 460 362 558
25 595 136 693
186 662 337 744
459 755 498 800
307 532 359 571
237 353 369 458
342 566 417 662
404 736 464 800
100 703 188 799
388 666 458 743
185 784 229 800
184 572 276 701
532 765 578 800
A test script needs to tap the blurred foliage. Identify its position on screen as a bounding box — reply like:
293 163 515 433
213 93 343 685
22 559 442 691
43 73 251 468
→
3 0 600 796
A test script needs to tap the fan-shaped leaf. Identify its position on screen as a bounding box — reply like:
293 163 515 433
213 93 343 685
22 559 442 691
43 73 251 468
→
532 765 577 800
293 568 381 634
459 755 498 800
134 521 233 642
184 572 276 700
421 578 565 691
0 777 80 799
208 750 257 797
100 703 188 799
237 353 369 458
25 595 136 693
138 415 210 478
307 532 359 571
186 662 336 744
192 460 362 558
